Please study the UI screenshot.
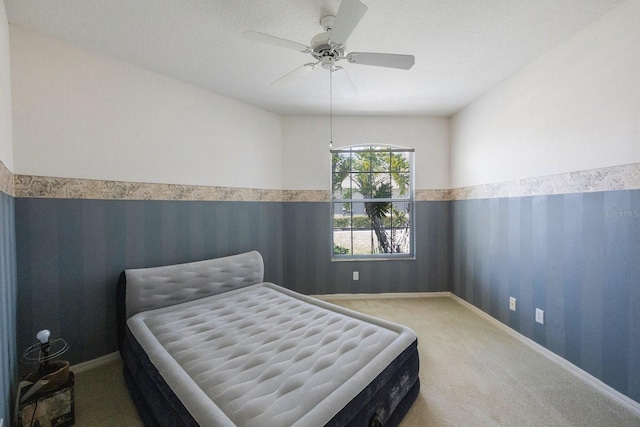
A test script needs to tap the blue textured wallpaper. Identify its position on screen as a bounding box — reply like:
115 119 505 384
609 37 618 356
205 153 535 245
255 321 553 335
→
451 190 640 402
11 189 640 405
282 201 451 295
0 191 17 425
14 198 284 368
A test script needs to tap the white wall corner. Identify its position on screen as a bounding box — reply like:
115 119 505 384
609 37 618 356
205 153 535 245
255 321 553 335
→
0 1 13 172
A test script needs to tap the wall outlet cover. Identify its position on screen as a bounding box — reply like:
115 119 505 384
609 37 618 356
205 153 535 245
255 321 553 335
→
536 308 545 324
509 297 517 311
352 271 359 281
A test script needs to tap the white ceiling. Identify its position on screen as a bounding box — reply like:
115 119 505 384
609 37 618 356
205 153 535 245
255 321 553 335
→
5 0 626 116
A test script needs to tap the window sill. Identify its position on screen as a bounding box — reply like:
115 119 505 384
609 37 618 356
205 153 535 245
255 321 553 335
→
331 256 416 262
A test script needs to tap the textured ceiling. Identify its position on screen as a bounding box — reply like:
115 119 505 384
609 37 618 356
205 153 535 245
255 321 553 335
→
5 0 626 116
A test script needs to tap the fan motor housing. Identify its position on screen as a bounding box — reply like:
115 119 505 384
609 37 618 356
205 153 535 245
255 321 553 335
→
310 32 345 63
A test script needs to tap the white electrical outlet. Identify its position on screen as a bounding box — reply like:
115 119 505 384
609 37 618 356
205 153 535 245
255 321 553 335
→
1 416 4 427
536 308 544 324
509 297 517 311
353 271 359 281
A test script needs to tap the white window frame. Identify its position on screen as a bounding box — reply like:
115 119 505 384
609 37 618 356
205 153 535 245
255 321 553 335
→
331 145 415 261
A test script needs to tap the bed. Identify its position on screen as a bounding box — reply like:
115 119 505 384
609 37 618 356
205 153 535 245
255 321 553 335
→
117 251 419 426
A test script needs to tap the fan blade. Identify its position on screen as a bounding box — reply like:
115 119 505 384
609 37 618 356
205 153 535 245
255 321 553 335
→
271 62 319 86
332 66 358 98
243 30 310 53
347 52 415 70
329 0 368 46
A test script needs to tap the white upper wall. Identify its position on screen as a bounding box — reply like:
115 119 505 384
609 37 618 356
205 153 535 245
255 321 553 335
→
450 0 640 188
0 2 12 171
10 26 283 189
282 115 450 191
10 25 449 192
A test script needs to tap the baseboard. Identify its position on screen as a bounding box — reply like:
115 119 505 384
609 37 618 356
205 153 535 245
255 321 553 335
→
71 351 120 374
313 291 451 301
449 293 640 417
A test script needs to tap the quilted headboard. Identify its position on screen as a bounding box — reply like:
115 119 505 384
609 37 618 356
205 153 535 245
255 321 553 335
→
120 251 264 320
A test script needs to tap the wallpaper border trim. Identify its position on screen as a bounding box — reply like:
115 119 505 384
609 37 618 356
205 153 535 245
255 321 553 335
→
10 162 640 201
448 162 640 200
14 174 299 202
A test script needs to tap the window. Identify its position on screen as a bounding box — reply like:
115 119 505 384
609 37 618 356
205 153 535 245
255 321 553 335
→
331 146 414 259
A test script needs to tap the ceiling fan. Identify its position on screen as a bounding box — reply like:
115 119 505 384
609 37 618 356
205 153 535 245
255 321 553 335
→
243 0 415 96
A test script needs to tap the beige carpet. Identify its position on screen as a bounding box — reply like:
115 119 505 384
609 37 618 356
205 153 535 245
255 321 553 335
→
73 296 640 426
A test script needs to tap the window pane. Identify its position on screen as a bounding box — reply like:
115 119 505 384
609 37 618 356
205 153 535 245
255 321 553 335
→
365 150 390 173
390 152 410 173
352 172 371 198
371 174 391 198
331 152 353 196
389 224 411 254
332 173 351 199
333 202 352 255
333 201 352 219
391 173 410 197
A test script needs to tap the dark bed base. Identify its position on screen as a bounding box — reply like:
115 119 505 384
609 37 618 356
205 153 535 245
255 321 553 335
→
122 328 199 427
326 339 420 426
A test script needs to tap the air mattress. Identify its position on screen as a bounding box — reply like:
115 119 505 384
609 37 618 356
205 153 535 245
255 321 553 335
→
117 252 419 426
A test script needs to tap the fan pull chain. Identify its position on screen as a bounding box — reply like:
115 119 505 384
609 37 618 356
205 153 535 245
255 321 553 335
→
329 60 333 149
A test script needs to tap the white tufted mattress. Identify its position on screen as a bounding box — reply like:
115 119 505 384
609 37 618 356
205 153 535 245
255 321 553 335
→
127 282 417 427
